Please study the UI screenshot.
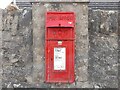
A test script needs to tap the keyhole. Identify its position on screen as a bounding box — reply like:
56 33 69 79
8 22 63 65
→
59 24 61 26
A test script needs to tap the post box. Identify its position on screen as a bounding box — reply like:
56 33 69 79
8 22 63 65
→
45 12 75 83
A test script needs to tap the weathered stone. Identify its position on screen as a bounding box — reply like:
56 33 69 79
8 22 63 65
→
0 9 3 90
76 81 92 88
11 15 19 35
25 76 33 84
2 9 33 88
32 2 89 87
3 13 13 31
2 31 12 41
77 66 88 82
88 10 118 88
118 3 120 89
10 59 19 63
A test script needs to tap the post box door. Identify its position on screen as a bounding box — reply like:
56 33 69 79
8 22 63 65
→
45 41 75 83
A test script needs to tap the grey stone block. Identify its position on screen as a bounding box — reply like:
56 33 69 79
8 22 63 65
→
32 2 89 88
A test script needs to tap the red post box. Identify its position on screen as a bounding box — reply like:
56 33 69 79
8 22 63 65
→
45 12 75 83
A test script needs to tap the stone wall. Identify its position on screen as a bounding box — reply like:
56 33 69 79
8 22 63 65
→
0 9 3 90
0 3 119 89
118 2 120 89
88 10 119 88
1 9 33 88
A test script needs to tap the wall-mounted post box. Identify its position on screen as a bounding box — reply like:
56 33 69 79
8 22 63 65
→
45 12 75 83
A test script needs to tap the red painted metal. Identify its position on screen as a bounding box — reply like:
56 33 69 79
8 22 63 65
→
45 12 75 83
